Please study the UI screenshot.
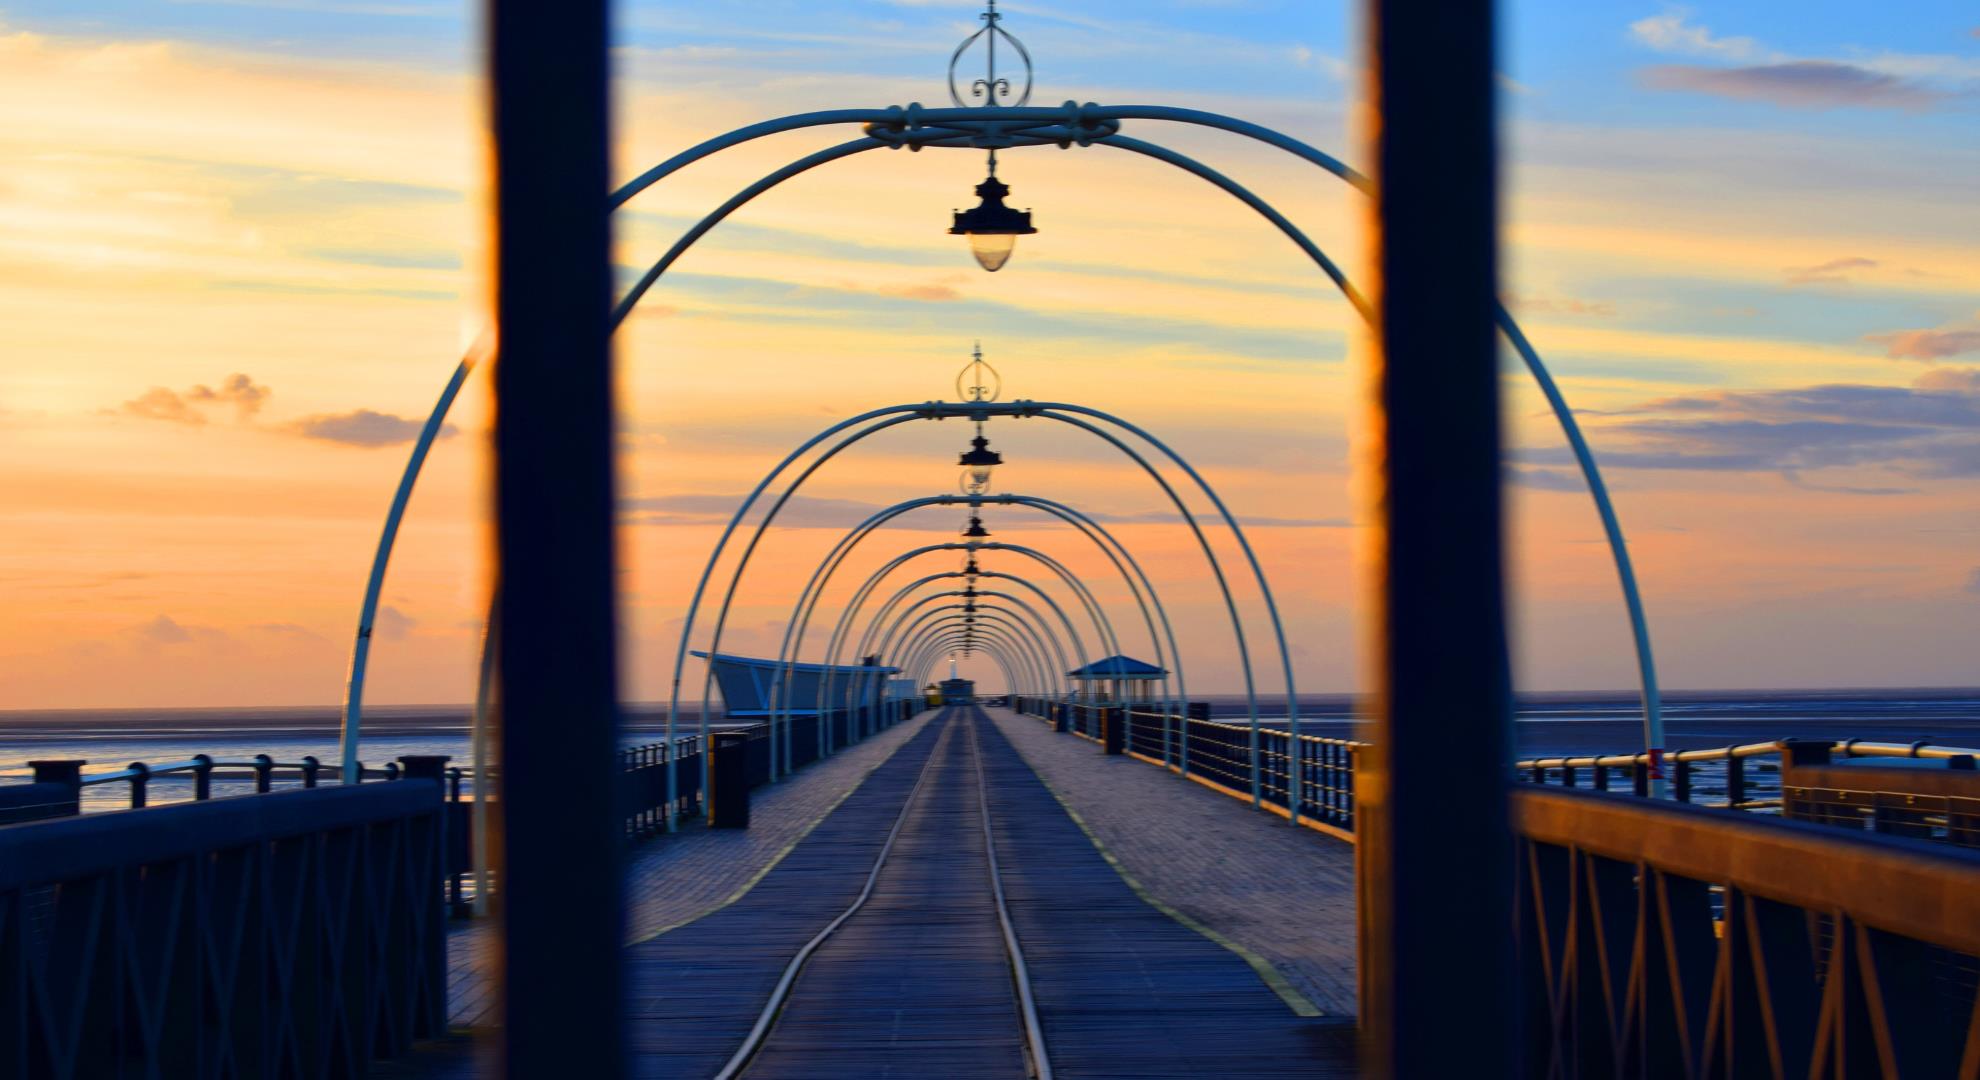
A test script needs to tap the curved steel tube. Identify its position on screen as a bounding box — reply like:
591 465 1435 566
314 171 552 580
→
348 100 1657 804
885 601 1068 706
860 583 1075 710
339 338 484 781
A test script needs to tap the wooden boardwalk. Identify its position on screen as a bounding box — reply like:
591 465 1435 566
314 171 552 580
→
393 706 1356 1077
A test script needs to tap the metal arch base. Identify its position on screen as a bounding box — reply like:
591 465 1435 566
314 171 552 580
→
345 100 1661 805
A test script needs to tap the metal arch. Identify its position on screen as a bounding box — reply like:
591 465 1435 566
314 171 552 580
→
348 99 1657 800
794 492 1182 734
1098 134 1368 319
687 412 921 821
765 493 1115 767
867 586 1073 709
604 100 1659 784
906 622 1037 697
774 493 1177 732
855 575 1079 695
910 629 1023 696
835 571 1071 737
774 539 1106 773
863 570 1077 717
808 540 1119 732
338 338 484 780
610 137 884 331
908 624 1040 696
881 597 1070 706
856 582 1075 708
906 622 1040 699
1022 409 1272 808
909 610 1055 695
864 592 1072 711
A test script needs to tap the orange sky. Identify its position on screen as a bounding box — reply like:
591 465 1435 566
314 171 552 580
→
1 8 1976 709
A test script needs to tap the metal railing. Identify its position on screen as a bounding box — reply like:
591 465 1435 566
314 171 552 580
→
1519 738 1980 816
1012 698 1362 835
0 763 449 1077
1512 785 1980 1077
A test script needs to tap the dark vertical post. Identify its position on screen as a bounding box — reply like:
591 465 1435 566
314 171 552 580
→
1359 0 1514 1075
488 0 624 1072
708 732 752 829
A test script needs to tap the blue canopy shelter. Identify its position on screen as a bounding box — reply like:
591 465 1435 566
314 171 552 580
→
1067 654 1168 707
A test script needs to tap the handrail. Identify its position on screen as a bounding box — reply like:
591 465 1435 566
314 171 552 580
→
1518 738 1980 773
1514 785 1980 956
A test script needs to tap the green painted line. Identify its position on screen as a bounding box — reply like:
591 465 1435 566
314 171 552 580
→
1011 731 1329 1019
626 714 939 946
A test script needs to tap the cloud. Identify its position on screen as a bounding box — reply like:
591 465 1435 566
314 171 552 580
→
620 493 1347 530
1531 370 1980 483
120 373 270 425
137 614 194 644
1514 296 1616 318
1628 10 1761 61
376 605 415 640
1784 256 1877 286
1509 467 1585 492
1640 61 1947 111
287 408 452 447
1867 328 1980 361
875 283 963 302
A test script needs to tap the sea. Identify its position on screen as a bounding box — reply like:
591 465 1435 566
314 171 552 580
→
4 689 1976 813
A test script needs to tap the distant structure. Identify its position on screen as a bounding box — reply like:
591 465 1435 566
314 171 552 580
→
691 650 899 719
1068 654 1167 707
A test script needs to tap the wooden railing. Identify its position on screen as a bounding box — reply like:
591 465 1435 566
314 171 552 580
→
1512 786 1980 1078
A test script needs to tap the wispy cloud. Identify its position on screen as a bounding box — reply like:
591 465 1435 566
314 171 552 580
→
1532 370 1980 483
1628 9 1763 62
1629 10 1961 111
286 409 450 447
1784 256 1878 286
1867 327 1980 361
1640 60 1947 111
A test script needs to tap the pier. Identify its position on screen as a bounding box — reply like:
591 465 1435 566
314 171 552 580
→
7 0 1980 1076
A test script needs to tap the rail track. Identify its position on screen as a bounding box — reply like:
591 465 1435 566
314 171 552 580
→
716 705 1052 1079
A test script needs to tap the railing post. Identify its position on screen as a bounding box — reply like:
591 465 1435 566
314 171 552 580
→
1726 757 1746 808
1592 764 1609 792
128 761 150 809
191 753 213 800
301 755 322 789
252 754 274 793
1358 0 1514 1073
24 760 84 820
709 732 752 829
1103 707 1125 756
1674 759 1693 803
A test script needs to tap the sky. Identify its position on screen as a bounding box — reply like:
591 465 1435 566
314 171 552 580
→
0 0 1975 709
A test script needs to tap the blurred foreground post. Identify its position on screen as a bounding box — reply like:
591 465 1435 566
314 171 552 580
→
1357 0 1516 1076
489 0 626 1074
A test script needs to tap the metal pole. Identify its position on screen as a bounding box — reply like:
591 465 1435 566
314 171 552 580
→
489 0 624 1072
1358 0 1514 1075
472 596 497 917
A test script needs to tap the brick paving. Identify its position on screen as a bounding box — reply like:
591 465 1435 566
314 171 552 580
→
982 705 1361 1017
445 709 940 1028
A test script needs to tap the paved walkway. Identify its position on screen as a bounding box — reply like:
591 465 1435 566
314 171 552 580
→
982 705 1360 1016
446 709 941 1028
